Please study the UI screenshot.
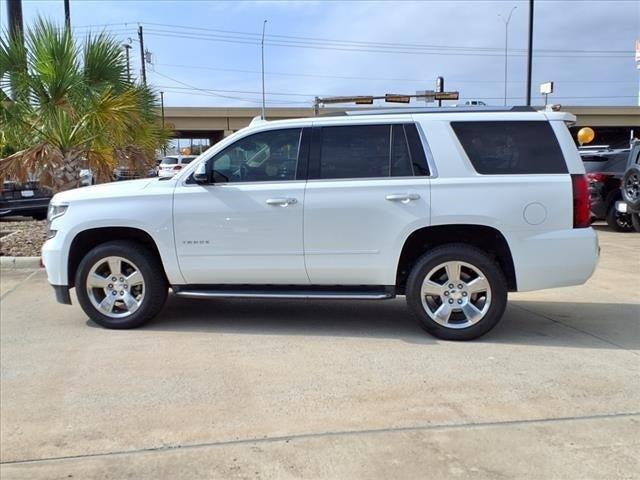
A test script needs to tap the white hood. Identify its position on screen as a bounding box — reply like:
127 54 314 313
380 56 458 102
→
52 178 157 204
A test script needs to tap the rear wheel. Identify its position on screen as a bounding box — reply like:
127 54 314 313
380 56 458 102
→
75 240 167 329
605 203 634 232
622 165 640 209
406 244 507 341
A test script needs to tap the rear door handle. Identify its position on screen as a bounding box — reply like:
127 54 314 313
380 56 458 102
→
266 197 298 207
385 193 420 203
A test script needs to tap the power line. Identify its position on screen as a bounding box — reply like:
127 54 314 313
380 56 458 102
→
141 21 633 55
154 62 637 85
51 20 634 57
143 29 632 58
159 88 310 105
149 70 311 105
152 84 316 98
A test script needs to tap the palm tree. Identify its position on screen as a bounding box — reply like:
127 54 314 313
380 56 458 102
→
0 18 168 191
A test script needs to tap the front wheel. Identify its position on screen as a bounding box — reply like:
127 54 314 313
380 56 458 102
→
75 240 167 329
406 244 507 341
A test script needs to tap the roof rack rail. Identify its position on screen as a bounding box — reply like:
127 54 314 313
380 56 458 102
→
338 106 537 116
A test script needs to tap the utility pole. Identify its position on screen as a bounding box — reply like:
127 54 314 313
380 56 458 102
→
314 97 320 116
7 0 24 43
526 0 534 106
160 91 165 128
123 42 132 82
499 6 517 106
436 76 444 107
7 0 24 101
160 91 166 155
138 25 147 85
261 20 267 120
63 0 70 29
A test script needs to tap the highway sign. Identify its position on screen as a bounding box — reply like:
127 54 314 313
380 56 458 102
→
385 94 411 103
434 91 459 100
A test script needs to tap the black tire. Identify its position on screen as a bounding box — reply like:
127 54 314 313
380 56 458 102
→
75 240 167 329
622 165 640 209
605 203 634 232
405 244 508 341
632 213 640 233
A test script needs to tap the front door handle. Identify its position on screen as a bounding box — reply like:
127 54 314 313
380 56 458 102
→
266 197 298 207
385 193 420 203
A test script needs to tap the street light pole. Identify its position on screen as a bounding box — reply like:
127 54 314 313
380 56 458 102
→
499 6 517 106
261 20 267 120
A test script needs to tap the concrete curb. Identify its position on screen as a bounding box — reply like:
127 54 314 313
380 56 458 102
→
0 256 42 270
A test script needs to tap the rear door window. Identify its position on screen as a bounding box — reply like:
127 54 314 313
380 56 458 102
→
316 123 429 180
319 125 390 179
451 121 568 174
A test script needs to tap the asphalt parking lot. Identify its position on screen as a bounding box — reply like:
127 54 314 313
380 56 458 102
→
1 226 638 479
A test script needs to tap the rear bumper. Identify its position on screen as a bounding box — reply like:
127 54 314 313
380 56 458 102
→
511 228 599 292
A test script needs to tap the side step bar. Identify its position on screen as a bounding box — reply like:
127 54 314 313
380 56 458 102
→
173 286 395 300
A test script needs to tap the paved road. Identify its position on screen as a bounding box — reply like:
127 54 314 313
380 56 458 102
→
1 227 639 479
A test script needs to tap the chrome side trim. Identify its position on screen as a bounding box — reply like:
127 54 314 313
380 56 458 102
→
174 290 393 300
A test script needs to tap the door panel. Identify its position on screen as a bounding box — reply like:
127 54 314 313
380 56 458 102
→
172 127 309 285
304 178 430 285
303 123 431 285
173 182 308 284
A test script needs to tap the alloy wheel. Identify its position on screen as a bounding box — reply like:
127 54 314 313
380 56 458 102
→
86 256 145 318
420 260 492 329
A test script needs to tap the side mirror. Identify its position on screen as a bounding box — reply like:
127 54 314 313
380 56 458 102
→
193 161 212 184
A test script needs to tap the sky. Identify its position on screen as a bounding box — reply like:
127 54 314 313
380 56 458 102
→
1 0 639 109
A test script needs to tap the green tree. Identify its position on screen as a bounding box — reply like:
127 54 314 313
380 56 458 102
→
0 18 169 190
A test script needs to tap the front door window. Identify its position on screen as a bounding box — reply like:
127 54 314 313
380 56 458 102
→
212 129 302 183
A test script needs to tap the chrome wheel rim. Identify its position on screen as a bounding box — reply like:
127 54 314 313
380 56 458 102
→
420 261 492 329
86 256 145 319
625 173 640 201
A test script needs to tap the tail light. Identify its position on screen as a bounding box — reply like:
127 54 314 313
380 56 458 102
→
586 172 609 184
571 174 591 228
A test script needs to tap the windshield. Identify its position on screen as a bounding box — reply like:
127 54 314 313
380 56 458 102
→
161 157 178 165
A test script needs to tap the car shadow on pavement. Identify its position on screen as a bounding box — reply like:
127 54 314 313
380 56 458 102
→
87 294 639 349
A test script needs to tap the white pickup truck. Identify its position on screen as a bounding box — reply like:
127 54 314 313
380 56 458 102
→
42 107 599 340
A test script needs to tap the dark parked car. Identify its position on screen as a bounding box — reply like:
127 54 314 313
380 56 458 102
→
581 148 634 231
0 180 52 220
616 140 640 232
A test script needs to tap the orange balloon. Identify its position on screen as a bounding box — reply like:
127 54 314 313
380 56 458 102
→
577 127 595 145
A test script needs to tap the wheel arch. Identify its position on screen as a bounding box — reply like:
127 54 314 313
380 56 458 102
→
67 227 168 288
395 224 517 294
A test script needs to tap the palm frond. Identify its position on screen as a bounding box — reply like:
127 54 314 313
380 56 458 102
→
83 32 128 91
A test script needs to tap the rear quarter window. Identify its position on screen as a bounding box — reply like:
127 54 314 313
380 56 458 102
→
451 121 568 175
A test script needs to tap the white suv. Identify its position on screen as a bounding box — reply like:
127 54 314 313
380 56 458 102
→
157 155 198 178
42 107 599 340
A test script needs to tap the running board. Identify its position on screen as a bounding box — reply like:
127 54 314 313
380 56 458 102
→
172 285 395 300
